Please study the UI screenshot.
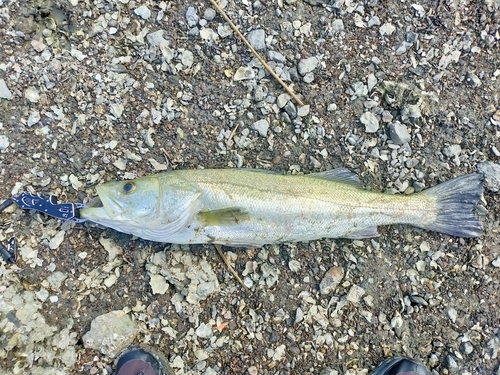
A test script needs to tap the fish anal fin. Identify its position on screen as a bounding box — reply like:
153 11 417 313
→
310 168 363 188
343 226 379 239
199 207 251 226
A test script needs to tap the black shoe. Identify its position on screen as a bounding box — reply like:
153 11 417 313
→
370 356 430 375
115 345 174 375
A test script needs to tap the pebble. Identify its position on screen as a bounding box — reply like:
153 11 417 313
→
379 23 396 36
412 3 426 17
295 307 304 323
477 162 500 192
49 230 65 250
217 24 233 38
298 57 319 75
447 307 458 323
389 122 411 144
82 310 139 357
491 109 500 126
0 135 9 151
368 16 381 27
268 51 286 63
146 30 167 46
254 85 268 102
346 285 365 304
444 355 459 371
367 74 377 92
196 322 213 338
110 103 124 118
0 79 12 100
24 86 40 103
252 119 269 136
203 8 216 21
233 66 255 81
465 71 482 87
396 41 414 55
360 112 380 133
443 144 461 158
277 93 290 108
180 49 194 68
186 6 199 27
200 27 218 41
351 81 368 97
134 5 151 20
47 271 67 289
319 266 345 295
284 101 297 118
31 39 46 52
460 341 474 355
99 235 123 262
247 29 266 50
486 334 500 359
297 105 310 117
331 19 344 32
303 72 315 83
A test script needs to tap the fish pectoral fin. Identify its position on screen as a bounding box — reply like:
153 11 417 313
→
198 207 251 226
310 168 364 188
343 226 379 239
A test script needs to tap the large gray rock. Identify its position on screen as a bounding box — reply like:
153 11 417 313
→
478 162 500 192
82 310 139 357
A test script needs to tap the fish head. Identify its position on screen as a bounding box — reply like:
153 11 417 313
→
81 176 161 228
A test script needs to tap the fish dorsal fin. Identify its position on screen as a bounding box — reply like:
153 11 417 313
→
310 168 364 188
198 207 251 226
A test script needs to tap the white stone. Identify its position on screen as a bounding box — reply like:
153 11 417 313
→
24 86 40 103
297 105 310 117
196 322 212 338
82 310 139 357
379 23 396 36
298 57 319 75
150 274 169 294
49 231 65 250
360 112 379 133
346 285 365 304
0 79 12 100
110 103 124 118
252 119 269 137
0 135 9 150
99 235 123 262
134 5 151 20
233 66 255 81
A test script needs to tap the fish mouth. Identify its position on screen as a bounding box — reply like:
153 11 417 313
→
80 185 124 221
95 184 126 217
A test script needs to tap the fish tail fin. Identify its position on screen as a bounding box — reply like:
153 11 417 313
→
416 173 483 237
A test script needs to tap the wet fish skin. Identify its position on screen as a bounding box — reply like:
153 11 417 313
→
79 169 483 246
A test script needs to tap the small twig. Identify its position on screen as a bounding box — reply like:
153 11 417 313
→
214 243 249 291
208 0 305 106
227 122 239 144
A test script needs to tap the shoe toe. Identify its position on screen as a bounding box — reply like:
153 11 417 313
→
370 356 430 375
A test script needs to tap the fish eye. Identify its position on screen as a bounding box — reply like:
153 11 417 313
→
123 182 135 194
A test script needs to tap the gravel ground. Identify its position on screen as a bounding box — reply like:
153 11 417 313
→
1 0 500 374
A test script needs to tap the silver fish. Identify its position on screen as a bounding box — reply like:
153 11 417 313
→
80 169 483 246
